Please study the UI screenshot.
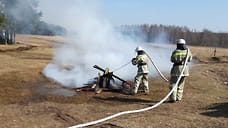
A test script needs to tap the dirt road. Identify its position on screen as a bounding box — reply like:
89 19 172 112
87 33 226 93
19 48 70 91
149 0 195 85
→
0 35 227 128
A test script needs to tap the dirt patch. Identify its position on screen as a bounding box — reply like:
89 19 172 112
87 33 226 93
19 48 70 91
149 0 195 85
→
0 45 37 53
48 106 84 125
94 123 123 128
211 56 228 62
192 55 228 64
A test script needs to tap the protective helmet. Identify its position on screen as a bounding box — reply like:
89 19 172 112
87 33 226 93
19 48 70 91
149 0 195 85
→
176 39 186 45
135 46 144 52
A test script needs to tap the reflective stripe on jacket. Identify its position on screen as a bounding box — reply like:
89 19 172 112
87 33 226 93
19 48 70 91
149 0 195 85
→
170 49 192 76
135 54 149 74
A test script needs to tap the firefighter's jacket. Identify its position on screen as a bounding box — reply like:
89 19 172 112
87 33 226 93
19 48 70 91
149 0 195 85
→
170 49 192 76
134 54 149 74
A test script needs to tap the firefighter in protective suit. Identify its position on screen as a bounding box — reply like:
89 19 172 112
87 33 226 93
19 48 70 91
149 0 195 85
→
169 39 192 103
131 46 149 95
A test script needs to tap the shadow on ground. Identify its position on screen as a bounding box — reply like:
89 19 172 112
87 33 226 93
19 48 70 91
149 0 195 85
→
201 102 228 118
93 96 157 103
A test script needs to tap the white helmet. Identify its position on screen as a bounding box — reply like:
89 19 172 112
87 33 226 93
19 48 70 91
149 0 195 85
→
135 46 144 52
176 39 186 45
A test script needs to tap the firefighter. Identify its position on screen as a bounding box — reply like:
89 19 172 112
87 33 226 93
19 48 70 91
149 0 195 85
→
131 46 149 95
169 39 192 103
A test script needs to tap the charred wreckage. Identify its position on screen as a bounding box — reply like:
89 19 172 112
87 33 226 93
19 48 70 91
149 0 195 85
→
71 65 132 94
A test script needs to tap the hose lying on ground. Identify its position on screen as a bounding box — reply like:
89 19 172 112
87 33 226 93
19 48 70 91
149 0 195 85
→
68 48 190 128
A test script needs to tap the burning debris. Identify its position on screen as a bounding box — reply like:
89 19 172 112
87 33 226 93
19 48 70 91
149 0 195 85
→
72 65 132 94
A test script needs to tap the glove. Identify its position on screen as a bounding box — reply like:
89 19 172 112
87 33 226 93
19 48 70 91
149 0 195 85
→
131 58 137 65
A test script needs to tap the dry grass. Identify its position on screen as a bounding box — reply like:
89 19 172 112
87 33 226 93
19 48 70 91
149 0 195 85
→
0 34 227 128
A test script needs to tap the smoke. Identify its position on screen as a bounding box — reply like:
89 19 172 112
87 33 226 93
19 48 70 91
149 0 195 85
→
153 32 170 44
0 0 65 35
40 0 172 87
2 0 38 33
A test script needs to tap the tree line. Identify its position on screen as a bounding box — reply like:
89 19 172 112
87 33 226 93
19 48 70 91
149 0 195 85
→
0 0 227 47
0 0 66 35
120 24 228 48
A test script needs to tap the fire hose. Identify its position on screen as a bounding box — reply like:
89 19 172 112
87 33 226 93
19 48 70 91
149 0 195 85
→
112 51 169 82
112 57 169 83
68 48 190 128
145 52 169 82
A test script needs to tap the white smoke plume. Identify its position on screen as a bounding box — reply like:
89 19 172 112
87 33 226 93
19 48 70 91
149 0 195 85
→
40 0 172 87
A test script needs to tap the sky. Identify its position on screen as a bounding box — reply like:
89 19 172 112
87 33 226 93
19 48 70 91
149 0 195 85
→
39 0 228 32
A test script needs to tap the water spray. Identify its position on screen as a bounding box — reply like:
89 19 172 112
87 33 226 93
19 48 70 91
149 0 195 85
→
111 61 131 72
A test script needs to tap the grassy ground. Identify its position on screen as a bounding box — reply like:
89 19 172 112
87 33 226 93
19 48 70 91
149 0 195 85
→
0 34 227 128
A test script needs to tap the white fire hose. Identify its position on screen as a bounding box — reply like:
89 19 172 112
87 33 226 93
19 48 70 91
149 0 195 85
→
145 52 169 82
68 48 190 128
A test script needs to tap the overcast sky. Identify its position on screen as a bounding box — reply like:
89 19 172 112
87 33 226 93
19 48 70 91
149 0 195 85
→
39 0 228 32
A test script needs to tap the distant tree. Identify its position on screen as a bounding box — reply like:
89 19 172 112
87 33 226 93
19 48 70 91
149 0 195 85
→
0 0 41 32
118 24 228 48
0 13 5 26
0 1 6 27
0 0 66 35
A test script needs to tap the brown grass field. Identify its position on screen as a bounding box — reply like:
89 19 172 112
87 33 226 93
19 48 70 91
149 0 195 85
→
0 34 227 128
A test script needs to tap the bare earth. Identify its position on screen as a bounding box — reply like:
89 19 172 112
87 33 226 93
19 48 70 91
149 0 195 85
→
0 34 227 128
